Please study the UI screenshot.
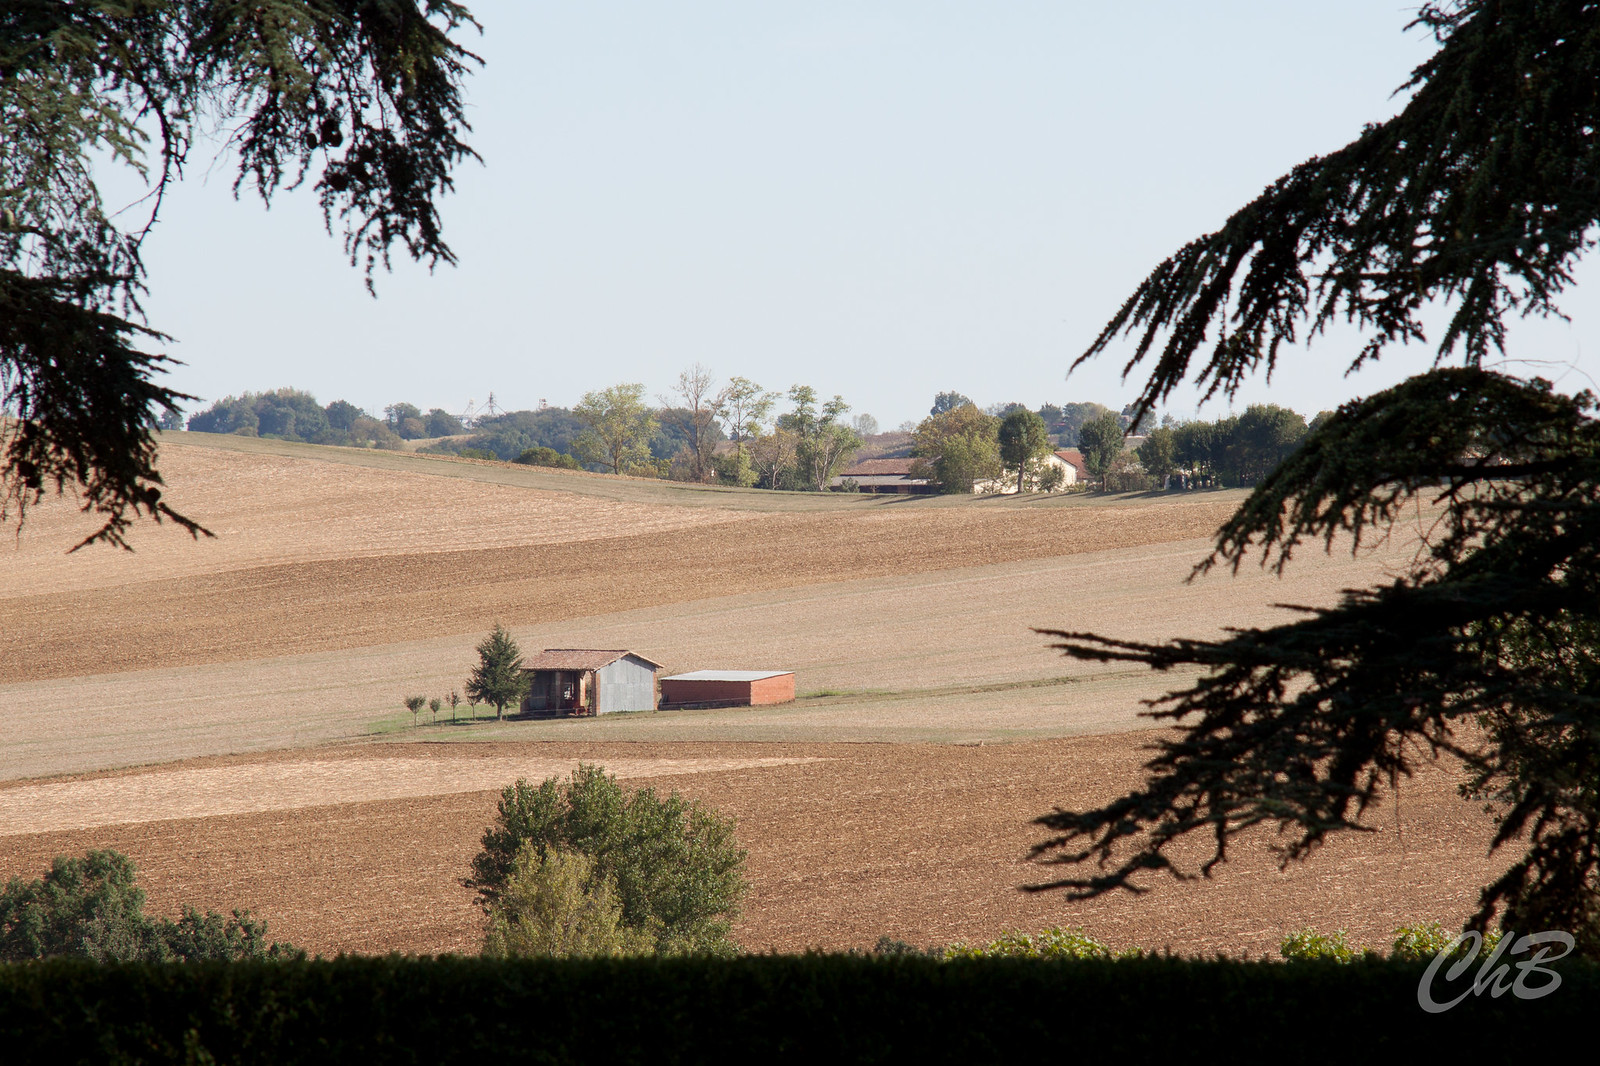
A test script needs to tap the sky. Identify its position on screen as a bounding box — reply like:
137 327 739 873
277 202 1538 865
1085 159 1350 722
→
113 1 1599 430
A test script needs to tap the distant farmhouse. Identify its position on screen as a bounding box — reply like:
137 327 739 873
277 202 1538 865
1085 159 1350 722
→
829 458 938 495
520 649 662 716
971 449 1087 495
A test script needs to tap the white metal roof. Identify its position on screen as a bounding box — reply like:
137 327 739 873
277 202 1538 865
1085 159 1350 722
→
661 670 793 682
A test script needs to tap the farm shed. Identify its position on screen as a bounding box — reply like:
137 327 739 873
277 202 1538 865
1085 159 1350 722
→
520 650 662 716
659 670 796 708
828 458 938 495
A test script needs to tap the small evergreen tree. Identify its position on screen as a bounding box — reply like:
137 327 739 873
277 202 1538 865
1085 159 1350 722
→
466 624 527 721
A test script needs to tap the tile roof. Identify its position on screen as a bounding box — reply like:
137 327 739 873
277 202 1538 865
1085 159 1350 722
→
1054 448 1089 476
520 649 663 671
842 458 918 477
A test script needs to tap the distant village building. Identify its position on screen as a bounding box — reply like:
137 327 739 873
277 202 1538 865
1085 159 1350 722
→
1053 448 1088 483
972 450 1084 495
828 458 938 495
520 649 662 716
659 670 796 708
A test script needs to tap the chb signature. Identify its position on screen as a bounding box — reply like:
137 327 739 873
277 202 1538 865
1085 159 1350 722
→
1418 930 1575 1013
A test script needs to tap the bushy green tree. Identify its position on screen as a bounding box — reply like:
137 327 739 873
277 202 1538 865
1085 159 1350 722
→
780 385 861 491
514 446 581 470
1075 411 1124 489
467 764 747 956
0 850 295 961
998 409 1052 493
929 391 975 417
573 384 657 475
1055 402 1114 446
1 1 479 549
465 624 525 721
1136 426 1178 487
424 408 464 436
911 404 1001 494
483 845 654 958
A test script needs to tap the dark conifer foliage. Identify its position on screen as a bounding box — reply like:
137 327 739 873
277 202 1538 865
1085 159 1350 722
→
1040 0 1600 954
1 1 480 548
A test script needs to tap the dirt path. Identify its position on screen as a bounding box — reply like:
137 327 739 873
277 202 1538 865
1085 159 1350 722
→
0 755 821 835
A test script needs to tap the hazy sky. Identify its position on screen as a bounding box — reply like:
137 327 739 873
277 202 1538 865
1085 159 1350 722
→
118 1 1597 430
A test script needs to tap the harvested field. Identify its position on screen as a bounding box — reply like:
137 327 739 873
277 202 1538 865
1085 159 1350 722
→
1 483 1253 683
3 537 1413 781
0 737 1508 958
4 441 756 599
1 435 1480 962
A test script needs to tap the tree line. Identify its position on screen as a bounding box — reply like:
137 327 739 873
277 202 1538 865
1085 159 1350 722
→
177 378 1324 494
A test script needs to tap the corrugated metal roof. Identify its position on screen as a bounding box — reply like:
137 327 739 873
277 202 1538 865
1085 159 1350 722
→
521 649 663 671
661 670 792 682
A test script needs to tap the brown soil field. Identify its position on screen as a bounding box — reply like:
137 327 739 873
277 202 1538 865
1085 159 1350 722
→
0 435 1485 960
1 464 1255 684
2 538 1413 781
0 738 1506 958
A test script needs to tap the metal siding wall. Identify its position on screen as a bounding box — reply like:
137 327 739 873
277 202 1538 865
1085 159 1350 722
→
598 658 657 713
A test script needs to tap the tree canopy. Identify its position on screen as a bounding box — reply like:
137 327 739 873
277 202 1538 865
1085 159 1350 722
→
998 409 1052 494
1035 0 1600 953
910 403 1001 494
468 765 747 957
1 1 480 549
1 850 297 961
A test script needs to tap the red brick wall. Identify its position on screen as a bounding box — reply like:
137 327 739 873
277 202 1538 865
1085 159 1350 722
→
748 674 795 705
660 674 796 706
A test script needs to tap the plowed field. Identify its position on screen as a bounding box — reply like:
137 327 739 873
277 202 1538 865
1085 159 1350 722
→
0 435 1502 957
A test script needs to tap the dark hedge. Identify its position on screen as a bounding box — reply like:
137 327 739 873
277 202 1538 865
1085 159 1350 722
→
1 954 1593 1063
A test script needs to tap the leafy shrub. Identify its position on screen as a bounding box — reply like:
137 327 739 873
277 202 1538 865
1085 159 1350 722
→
944 927 1136 960
514 446 581 469
0 850 297 962
467 765 747 956
871 936 942 958
458 447 497 461
1391 921 1503 962
1279 928 1362 962
483 846 654 958
1281 923 1507 963
712 449 758 487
